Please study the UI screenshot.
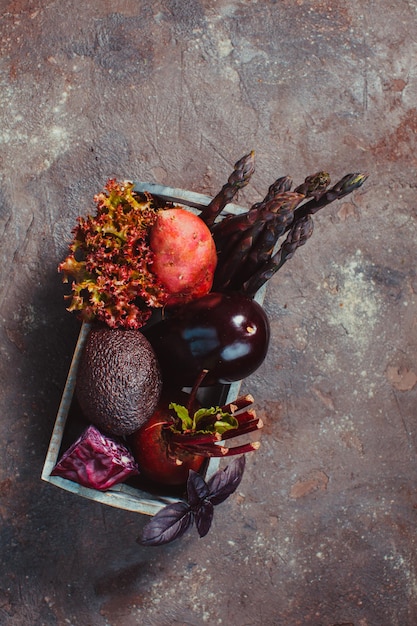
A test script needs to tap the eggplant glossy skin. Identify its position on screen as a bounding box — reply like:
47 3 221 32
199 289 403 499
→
145 292 270 386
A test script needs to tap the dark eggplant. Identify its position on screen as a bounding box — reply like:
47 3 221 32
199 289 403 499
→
144 292 270 387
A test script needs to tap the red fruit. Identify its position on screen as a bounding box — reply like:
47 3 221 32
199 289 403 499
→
150 208 217 306
129 400 205 487
129 376 262 488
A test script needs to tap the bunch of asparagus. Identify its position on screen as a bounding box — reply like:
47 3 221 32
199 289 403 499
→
198 152 368 297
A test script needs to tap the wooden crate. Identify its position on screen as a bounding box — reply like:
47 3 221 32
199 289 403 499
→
41 183 263 516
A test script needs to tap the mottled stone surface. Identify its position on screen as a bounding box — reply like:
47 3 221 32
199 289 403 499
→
1 1 417 625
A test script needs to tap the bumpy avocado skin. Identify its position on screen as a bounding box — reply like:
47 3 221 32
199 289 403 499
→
76 327 162 436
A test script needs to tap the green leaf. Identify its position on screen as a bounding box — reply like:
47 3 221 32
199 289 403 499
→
213 416 239 435
192 407 239 434
193 406 218 430
169 403 193 430
193 407 218 420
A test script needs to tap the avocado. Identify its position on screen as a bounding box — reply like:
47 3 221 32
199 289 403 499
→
76 326 162 436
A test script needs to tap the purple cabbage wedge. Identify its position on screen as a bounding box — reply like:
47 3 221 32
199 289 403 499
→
51 425 139 491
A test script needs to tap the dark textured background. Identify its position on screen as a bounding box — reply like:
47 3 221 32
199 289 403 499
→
1 1 417 625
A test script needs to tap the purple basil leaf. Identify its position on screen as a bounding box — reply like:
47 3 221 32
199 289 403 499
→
195 500 214 538
207 455 246 506
139 501 194 546
51 425 139 491
187 470 209 507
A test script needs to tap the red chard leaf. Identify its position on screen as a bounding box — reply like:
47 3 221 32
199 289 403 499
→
207 455 246 505
139 502 194 546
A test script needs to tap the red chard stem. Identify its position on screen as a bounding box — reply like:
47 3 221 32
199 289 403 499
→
222 441 261 456
220 418 263 440
221 394 254 413
170 431 222 446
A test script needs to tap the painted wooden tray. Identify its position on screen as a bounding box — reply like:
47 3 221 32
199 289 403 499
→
41 183 264 516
